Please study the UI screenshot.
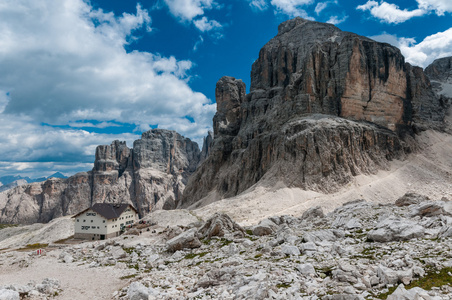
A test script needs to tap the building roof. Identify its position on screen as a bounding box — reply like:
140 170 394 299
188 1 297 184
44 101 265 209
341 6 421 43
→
73 203 138 220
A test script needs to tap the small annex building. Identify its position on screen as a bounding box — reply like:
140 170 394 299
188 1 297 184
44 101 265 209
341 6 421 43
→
73 203 138 240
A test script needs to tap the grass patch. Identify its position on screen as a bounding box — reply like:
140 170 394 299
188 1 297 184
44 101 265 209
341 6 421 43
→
184 252 209 259
0 224 18 230
25 243 48 249
54 236 74 244
120 274 137 280
220 238 233 247
374 286 398 299
254 254 263 259
406 267 452 290
375 267 452 299
276 280 293 289
123 247 135 255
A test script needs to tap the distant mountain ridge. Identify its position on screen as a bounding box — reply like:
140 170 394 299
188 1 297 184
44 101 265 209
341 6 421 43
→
0 172 68 193
0 172 67 186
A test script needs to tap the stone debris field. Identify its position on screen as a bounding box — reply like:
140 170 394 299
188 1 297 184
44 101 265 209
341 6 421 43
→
0 193 451 299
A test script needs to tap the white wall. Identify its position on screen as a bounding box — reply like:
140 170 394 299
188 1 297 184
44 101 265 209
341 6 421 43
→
74 209 108 235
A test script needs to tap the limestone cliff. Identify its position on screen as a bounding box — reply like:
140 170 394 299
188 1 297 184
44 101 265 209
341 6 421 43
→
0 129 204 224
180 18 449 207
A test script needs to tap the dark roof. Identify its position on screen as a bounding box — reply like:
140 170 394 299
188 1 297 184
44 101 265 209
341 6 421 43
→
73 203 137 219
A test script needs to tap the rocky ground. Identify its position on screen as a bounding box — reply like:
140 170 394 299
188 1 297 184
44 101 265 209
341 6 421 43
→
0 193 451 299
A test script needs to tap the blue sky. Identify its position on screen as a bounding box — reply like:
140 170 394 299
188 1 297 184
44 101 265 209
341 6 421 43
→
0 0 451 179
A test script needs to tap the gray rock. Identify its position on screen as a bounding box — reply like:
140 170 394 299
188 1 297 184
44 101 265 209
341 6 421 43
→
281 244 301 256
296 263 316 276
301 206 325 221
127 282 150 300
411 201 452 217
252 219 278 236
166 228 201 252
0 289 19 300
387 284 438 300
395 192 430 207
198 213 245 239
367 217 425 242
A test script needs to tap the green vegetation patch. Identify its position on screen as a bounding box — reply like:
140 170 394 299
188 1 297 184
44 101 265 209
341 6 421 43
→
25 243 48 249
120 274 137 280
276 280 293 289
220 238 233 247
375 267 452 299
0 224 18 230
184 252 209 259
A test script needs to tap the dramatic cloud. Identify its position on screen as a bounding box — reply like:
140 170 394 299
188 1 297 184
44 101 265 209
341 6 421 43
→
0 0 215 177
270 0 314 17
371 28 452 68
357 1 425 24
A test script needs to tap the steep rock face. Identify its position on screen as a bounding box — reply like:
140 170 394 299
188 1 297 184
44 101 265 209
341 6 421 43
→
0 129 202 224
425 56 452 103
181 18 447 207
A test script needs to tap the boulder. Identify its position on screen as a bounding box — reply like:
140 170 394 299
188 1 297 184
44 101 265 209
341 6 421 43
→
395 192 430 207
411 201 452 217
198 213 245 239
300 206 325 221
0 289 19 300
166 228 201 252
296 263 316 276
252 219 278 236
281 244 301 256
367 217 425 242
126 282 158 300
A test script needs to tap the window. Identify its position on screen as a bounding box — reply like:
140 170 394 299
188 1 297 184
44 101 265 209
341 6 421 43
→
103 220 105 223
83 220 86 222
77 219 79 222
91 220 93 223
97 226 99 229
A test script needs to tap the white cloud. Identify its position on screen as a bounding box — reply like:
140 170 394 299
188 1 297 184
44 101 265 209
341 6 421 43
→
163 0 222 32
163 0 215 21
326 15 348 25
0 0 215 177
357 1 425 24
315 2 328 14
370 29 452 68
400 28 452 68
193 16 222 31
270 0 314 17
193 35 204 51
249 0 269 11
417 0 452 15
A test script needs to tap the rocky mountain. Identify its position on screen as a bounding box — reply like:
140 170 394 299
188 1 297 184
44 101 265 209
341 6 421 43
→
181 18 450 208
0 129 208 224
